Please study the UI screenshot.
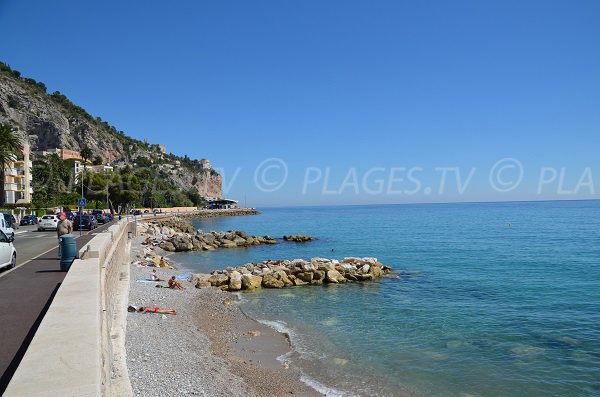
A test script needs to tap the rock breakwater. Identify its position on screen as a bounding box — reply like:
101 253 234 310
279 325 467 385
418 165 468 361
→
138 220 278 252
283 235 316 242
192 257 393 291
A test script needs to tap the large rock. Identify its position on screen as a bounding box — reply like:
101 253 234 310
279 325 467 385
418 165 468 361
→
228 271 243 291
192 274 212 288
233 236 248 246
242 274 263 290
159 241 176 252
326 269 346 283
208 273 230 287
313 270 325 281
262 274 285 288
297 272 313 283
283 235 315 242
370 265 384 278
293 278 307 286
275 270 294 287
220 239 237 248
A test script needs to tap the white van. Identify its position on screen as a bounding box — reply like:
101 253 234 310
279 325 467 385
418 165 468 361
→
0 216 15 239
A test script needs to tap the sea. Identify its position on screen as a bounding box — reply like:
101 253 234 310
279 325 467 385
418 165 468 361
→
170 201 600 397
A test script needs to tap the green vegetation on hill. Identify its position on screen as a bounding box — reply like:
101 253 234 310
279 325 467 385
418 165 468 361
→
31 154 204 210
1 61 219 211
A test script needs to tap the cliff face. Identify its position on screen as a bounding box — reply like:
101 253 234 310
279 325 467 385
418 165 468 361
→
0 70 222 199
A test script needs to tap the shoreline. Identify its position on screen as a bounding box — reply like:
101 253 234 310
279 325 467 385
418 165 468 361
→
125 237 323 397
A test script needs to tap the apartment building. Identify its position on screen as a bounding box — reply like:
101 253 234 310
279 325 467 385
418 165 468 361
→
2 143 33 205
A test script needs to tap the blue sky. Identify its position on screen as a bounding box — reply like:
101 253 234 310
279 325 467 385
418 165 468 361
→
1 0 599 206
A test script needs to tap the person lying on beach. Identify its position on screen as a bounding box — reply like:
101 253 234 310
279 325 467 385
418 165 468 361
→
151 269 164 281
128 305 176 315
168 276 185 290
143 236 153 245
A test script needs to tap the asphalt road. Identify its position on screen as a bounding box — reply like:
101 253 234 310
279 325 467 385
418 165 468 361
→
0 221 113 394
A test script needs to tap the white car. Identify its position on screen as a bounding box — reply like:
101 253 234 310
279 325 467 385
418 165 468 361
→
0 216 15 239
38 214 60 231
0 230 17 270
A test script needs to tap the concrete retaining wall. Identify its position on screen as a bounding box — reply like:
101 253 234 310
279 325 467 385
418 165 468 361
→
4 219 133 397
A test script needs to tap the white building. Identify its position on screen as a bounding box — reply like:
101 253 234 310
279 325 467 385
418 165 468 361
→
74 161 114 184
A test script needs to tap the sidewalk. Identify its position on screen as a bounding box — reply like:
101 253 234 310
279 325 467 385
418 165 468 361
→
0 225 109 394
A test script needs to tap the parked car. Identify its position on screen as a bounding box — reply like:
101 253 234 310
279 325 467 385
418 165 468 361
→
94 212 109 224
73 214 98 231
0 230 16 270
3 213 17 228
0 216 15 238
38 214 60 231
19 215 38 225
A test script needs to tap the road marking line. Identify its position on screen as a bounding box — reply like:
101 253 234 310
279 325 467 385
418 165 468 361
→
0 230 96 279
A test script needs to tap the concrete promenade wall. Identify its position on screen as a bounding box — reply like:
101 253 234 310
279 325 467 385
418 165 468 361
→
4 219 133 397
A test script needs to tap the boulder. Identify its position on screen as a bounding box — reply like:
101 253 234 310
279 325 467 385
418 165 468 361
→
275 270 294 287
228 272 243 291
224 232 237 241
192 274 212 288
326 269 346 283
159 241 176 252
344 273 357 281
293 278 307 286
208 273 230 287
263 238 277 245
317 262 336 272
370 265 384 278
313 270 325 281
262 274 285 288
355 273 373 281
233 237 248 246
221 239 237 248
203 234 216 243
297 272 313 283
242 274 263 290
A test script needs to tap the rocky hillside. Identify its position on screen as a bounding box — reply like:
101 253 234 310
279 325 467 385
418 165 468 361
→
0 61 222 199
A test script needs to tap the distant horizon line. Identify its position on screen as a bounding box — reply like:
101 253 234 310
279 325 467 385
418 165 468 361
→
253 197 600 210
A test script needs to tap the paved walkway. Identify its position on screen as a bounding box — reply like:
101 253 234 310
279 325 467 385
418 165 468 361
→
0 223 112 394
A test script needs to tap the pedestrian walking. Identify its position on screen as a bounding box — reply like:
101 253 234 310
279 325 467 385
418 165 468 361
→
57 212 73 257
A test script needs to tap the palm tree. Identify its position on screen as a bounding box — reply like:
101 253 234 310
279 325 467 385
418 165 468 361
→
0 123 23 205
0 123 23 170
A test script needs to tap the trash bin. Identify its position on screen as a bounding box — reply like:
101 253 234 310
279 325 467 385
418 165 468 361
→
60 234 77 271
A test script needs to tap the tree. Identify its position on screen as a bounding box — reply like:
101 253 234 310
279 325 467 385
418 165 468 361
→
92 155 103 165
0 123 23 170
80 146 93 164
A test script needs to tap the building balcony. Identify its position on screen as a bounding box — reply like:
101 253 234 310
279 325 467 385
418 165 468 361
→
4 183 26 192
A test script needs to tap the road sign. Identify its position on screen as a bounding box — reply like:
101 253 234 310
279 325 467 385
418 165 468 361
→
78 198 87 208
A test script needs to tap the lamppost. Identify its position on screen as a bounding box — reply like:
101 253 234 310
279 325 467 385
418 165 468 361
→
80 162 84 236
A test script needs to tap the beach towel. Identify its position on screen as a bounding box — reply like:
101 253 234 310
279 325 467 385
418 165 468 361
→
175 273 192 280
136 279 159 283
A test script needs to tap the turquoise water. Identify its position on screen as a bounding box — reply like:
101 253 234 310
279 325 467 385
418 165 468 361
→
172 201 600 397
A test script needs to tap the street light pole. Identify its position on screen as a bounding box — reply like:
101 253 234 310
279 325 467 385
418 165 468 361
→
80 163 84 236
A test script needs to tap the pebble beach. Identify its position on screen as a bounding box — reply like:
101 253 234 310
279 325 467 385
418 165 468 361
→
125 237 323 397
